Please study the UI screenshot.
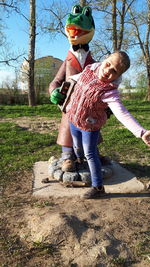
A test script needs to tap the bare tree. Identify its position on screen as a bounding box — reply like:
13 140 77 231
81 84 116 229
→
127 0 150 100
91 0 136 55
0 0 37 105
28 0 36 106
112 0 117 50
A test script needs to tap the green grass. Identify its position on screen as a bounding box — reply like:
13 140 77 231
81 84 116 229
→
0 101 150 187
0 104 61 119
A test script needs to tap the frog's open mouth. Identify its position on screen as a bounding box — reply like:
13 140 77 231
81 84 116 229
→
66 25 90 39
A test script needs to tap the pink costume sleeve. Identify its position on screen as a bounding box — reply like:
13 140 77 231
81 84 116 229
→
102 91 147 138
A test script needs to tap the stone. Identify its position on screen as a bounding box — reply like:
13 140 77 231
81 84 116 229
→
53 169 63 181
63 172 80 182
48 165 55 178
47 157 114 184
78 169 91 184
48 159 62 180
48 156 58 164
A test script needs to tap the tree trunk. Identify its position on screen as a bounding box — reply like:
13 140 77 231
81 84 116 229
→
118 0 126 50
128 0 150 101
28 0 36 106
112 0 117 51
146 0 150 100
147 64 150 100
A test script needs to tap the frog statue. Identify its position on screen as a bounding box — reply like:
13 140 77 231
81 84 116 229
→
49 4 110 172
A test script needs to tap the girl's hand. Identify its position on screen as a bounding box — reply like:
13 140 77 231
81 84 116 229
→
142 130 150 147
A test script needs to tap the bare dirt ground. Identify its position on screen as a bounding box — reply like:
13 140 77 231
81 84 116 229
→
1 116 60 134
1 117 150 267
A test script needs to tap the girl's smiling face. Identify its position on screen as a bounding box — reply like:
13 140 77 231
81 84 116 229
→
99 53 124 82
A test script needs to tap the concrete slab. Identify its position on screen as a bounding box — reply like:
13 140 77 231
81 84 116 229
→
32 161 145 198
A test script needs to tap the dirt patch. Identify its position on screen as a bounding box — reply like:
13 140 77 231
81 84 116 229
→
1 169 150 267
20 196 150 267
1 116 60 134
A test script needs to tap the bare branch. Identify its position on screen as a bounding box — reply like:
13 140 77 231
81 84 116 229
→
43 7 66 37
0 1 29 22
128 7 146 58
0 53 24 66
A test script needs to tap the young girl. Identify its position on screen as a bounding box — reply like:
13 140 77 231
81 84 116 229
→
66 51 150 199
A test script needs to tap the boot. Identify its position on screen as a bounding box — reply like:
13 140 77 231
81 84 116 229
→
61 159 76 172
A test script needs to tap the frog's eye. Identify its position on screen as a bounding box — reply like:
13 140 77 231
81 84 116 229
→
83 7 92 16
72 5 82 14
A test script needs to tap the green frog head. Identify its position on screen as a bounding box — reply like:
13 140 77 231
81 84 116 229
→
65 5 95 45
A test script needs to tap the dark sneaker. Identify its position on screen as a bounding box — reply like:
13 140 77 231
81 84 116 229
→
100 156 112 166
83 186 106 199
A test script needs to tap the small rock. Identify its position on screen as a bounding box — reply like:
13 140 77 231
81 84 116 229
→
42 178 50 183
48 156 58 164
63 172 80 182
78 169 91 184
100 240 111 255
53 169 63 181
56 158 63 167
50 161 58 167
48 165 55 178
